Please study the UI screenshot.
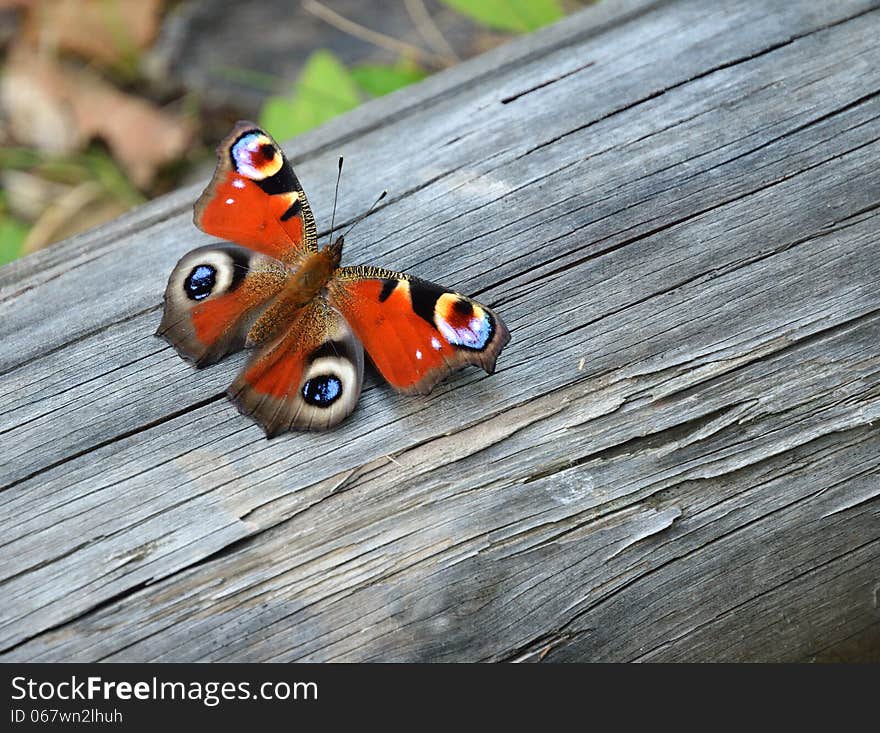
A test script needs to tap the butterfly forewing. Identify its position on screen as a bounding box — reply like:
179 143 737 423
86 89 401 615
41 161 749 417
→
194 121 318 261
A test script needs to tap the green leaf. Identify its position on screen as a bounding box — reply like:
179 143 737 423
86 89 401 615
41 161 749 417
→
439 0 563 32
260 50 362 141
350 62 428 97
0 217 28 267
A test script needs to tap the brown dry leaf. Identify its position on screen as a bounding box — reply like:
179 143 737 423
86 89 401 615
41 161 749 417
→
21 0 163 68
2 45 194 188
1 46 84 153
71 72 195 188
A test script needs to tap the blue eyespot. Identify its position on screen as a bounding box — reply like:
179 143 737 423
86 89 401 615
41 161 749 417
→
184 264 216 301
302 375 342 407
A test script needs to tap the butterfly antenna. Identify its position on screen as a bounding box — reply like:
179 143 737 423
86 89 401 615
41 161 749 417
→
327 156 343 245
341 190 387 242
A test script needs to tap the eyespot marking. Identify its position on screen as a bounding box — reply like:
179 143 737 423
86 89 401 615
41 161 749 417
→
260 143 276 162
184 264 217 301
231 132 283 180
453 298 474 317
302 375 342 407
435 293 494 350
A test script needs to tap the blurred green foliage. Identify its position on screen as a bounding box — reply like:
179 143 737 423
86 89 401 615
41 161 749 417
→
349 61 429 97
260 50 362 141
259 53 429 142
439 0 563 33
0 192 28 266
0 146 144 264
0 147 144 208
259 0 565 142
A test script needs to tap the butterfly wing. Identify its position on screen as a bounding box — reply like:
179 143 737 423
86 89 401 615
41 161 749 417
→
157 243 288 367
228 296 364 435
194 121 318 261
328 267 510 394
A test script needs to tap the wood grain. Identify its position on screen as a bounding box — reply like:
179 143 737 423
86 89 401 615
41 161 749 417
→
1 0 878 661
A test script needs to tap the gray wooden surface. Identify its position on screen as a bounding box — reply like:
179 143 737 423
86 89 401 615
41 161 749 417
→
1 0 879 662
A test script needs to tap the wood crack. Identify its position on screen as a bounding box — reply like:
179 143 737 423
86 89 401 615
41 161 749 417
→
500 60 596 104
0 393 226 493
518 5 879 158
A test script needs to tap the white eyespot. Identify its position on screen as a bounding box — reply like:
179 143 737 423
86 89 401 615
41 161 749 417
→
232 179 246 189
431 337 442 350
415 350 422 360
231 132 282 180
225 198 235 205
287 316 365 429
174 248 238 301
437 316 491 349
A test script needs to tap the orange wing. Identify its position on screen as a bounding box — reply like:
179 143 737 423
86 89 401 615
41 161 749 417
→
329 268 510 394
194 121 317 261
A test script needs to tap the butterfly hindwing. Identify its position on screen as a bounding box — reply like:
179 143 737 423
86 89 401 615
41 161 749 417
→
194 121 318 261
156 244 288 367
228 297 364 435
329 268 510 394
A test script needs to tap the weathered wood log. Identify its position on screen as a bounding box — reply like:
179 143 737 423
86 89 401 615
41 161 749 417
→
1 0 878 662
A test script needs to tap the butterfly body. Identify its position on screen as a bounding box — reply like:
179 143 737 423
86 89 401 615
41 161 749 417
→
158 122 509 435
245 242 340 346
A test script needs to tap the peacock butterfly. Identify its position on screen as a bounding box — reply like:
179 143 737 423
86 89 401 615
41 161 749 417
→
157 122 510 435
